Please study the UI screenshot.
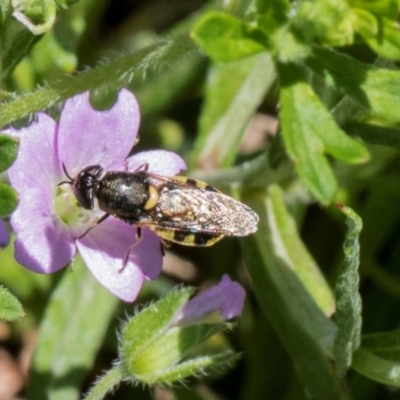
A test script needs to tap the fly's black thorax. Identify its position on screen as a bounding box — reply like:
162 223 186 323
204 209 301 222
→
96 171 150 218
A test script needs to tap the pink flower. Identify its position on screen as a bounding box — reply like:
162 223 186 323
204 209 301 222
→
173 274 246 324
117 274 246 384
6 89 186 301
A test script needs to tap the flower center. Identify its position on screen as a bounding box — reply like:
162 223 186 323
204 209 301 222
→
54 184 102 236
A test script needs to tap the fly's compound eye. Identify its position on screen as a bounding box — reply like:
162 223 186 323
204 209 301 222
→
73 171 101 210
73 186 94 210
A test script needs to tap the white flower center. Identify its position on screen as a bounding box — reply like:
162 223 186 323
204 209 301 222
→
54 183 103 236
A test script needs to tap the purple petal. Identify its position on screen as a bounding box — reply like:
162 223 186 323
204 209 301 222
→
0 219 9 248
57 89 140 173
174 275 246 324
7 113 60 191
127 228 164 280
125 150 187 176
76 218 163 302
11 188 75 273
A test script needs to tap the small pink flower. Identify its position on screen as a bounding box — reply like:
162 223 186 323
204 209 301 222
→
6 89 186 302
173 274 246 324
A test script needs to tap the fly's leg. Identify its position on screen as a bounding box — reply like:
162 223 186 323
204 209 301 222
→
76 213 110 239
160 238 171 256
121 227 142 270
133 163 149 173
123 161 149 173
120 227 169 271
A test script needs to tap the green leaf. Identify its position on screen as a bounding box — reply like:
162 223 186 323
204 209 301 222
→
333 204 363 377
295 0 354 47
130 323 229 383
280 69 336 204
353 10 400 60
0 286 24 321
0 0 11 18
191 53 276 168
331 94 369 127
279 63 369 204
373 17 400 60
256 0 289 34
268 185 336 314
241 187 349 400
12 0 57 35
1 29 39 80
361 328 400 360
309 47 400 123
256 0 312 62
350 0 399 19
191 11 267 62
345 122 400 151
0 33 197 127
351 8 379 43
0 0 13 43
353 347 400 387
120 287 238 384
28 256 119 400
0 183 18 217
352 343 400 387
85 351 236 399
121 288 194 361
0 134 19 172
151 351 237 385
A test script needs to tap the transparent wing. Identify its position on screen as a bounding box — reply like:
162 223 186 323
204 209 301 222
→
136 179 259 236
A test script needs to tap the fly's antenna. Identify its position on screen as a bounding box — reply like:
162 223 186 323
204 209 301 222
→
58 163 74 186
